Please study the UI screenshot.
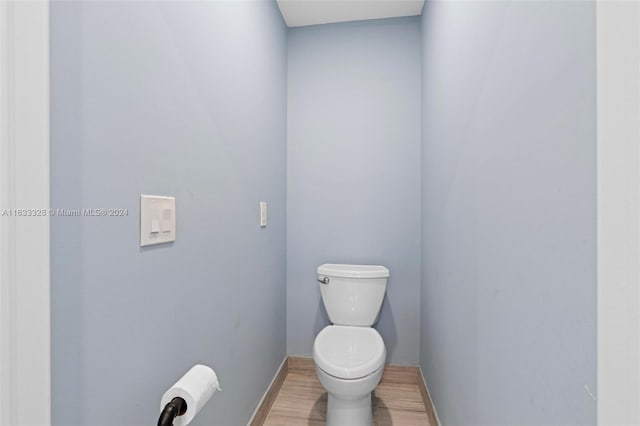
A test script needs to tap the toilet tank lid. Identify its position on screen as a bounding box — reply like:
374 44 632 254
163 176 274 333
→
317 264 390 279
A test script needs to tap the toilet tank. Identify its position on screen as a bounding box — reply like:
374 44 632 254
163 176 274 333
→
317 264 389 327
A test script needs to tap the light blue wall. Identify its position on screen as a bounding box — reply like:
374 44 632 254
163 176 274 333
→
50 1 286 425
50 1 598 423
287 17 422 365
420 1 597 424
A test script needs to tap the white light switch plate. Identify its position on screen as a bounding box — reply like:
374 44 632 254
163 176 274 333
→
140 195 176 246
260 201 267 227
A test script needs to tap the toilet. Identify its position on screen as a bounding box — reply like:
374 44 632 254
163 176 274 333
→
312 263 390 426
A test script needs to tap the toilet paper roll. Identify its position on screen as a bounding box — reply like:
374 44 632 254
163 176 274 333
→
161 364 221 426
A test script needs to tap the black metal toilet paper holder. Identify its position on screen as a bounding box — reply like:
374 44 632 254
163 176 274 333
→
157 397 187 426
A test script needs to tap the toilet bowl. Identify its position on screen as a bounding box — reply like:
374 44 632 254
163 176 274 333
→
312 264 390 426
313 325 386 426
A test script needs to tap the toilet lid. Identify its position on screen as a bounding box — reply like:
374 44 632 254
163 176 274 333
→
313 325 386 380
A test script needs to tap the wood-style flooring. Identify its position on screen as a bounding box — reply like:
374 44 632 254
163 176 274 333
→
262 361 435 426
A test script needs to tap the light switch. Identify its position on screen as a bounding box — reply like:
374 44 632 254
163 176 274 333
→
260 201 267 227
140 195 176 246
161 208 172 233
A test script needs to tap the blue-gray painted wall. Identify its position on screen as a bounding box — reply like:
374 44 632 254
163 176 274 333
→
286 17 422 365
50 1 287 424
50 2 599 423
419 1 597 424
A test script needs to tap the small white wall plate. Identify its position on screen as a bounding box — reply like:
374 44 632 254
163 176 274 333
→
140 195 176 247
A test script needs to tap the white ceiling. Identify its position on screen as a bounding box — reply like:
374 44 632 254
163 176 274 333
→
276 0 425 27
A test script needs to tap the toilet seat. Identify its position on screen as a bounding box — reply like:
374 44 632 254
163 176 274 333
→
313 325 385 380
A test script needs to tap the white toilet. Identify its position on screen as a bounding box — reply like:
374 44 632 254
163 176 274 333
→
312 263 390 426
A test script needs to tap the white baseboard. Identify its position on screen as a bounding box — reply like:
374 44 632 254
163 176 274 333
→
246 356 287 426
419 366 442 426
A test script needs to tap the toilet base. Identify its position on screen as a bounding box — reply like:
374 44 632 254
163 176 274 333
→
326 392 372 426
314 364 384 426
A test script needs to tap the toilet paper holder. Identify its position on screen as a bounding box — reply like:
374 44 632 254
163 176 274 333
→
158 397 187 426
159 364 220 425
